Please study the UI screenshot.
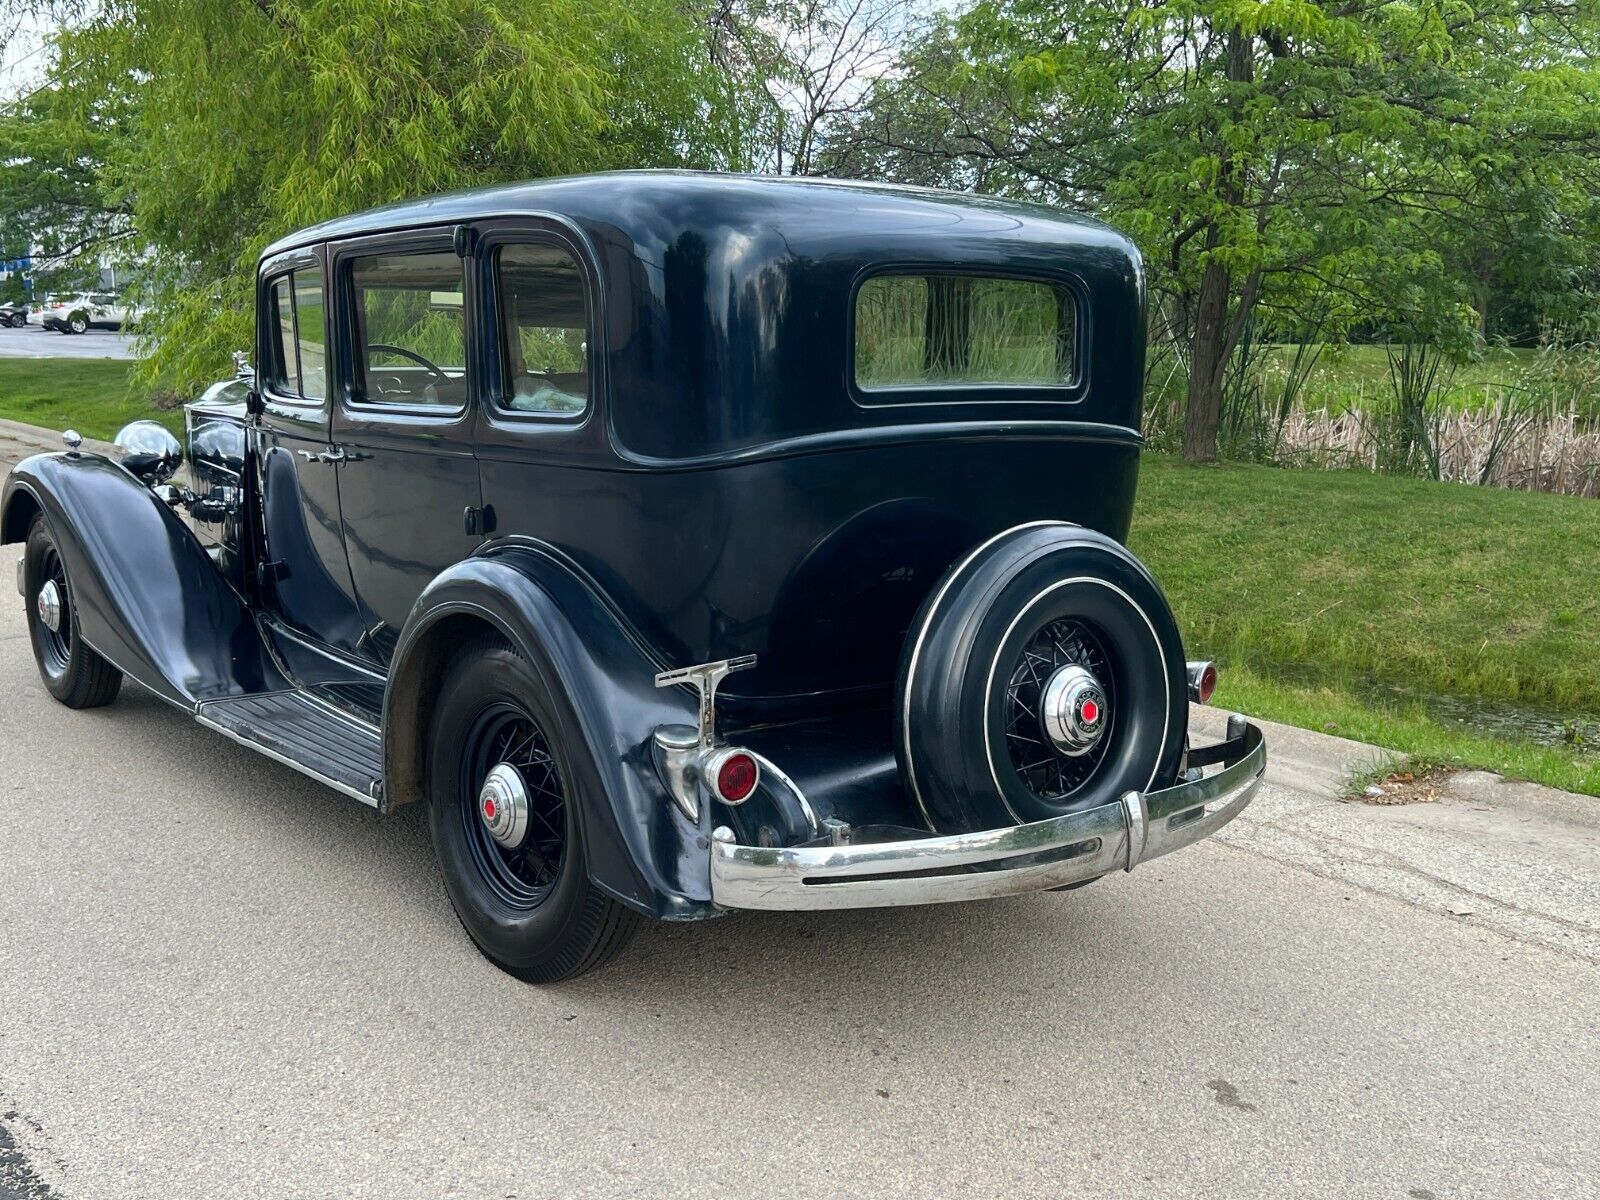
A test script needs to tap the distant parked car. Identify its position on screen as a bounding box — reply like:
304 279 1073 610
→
0 301 27 327
39 292 132 334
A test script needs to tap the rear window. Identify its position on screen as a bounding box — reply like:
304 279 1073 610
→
854 273 1078 392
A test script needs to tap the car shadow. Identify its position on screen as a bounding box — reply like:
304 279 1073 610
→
106 679 1140 1035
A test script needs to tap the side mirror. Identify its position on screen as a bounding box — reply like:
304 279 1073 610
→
245 388 264 417
113 420 184 486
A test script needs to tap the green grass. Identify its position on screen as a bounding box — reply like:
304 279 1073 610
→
1254 343 1584 415
0 358 179 442
1132 455 1600 794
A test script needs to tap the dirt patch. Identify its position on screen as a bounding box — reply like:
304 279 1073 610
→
1350 767 1456 805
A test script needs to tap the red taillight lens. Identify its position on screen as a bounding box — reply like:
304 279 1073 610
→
713 751 759 804
1187 660 1218 704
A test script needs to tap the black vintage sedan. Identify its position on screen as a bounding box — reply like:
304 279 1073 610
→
2 173 1265 981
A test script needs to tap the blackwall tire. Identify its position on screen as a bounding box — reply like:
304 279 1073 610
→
67 315 88 334
23 513 122 709
896 522 1187 832
426 632 641 983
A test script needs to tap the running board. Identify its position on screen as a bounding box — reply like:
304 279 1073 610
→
196 691 383 807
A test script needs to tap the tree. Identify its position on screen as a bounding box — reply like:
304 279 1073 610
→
834 0 1600 460
709 0 914 175
3 0 745 389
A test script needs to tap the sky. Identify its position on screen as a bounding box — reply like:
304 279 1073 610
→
0 11 52 102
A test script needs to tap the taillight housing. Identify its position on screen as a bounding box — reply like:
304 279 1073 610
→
1187 661 1218 704
704 747 760 805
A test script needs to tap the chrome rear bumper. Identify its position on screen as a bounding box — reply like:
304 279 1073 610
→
710 715 1265 911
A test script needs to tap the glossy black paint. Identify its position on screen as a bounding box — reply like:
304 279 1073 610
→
383 543 714 918
4 172 1161 922
1 452 289 706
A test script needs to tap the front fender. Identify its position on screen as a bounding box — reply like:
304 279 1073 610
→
385 542 715 921
1 451 288 707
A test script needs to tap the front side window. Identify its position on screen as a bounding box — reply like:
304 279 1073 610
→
263 268 325 401
294 274 327 401
854 273 1079 393
350 251 467 409
497 243 589 416
266 275 300 396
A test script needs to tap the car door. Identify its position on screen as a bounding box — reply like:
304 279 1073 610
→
252 248 369 654
328 228 485 666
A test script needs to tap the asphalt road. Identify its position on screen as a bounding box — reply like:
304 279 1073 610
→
0 536 1596 1196
0 323 134 359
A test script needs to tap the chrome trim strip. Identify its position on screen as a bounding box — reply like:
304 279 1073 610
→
746 750 820 835
298 688 382 736
195 708 381 808
711 719 1265 912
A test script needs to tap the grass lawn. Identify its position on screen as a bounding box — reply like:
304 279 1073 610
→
1133 455 1600 795
0 358 180 442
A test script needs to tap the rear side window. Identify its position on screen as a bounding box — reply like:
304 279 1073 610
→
854 273 1078 393
496 243 589 416
263 269 326 401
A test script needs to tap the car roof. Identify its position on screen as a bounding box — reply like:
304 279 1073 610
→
260 170 1134 263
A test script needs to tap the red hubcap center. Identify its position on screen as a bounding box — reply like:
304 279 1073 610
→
483 797 497 820
1080 699 1100 724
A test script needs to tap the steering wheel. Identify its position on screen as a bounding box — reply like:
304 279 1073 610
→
366 343 448 381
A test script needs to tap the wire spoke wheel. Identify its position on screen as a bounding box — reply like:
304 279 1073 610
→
30 540 72 676
1003 617 1115 800
457 702 567 910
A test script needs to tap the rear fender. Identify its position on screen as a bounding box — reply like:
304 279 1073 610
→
385 542 713 921
1 451 288 706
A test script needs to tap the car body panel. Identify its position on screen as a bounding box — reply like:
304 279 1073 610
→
1 451 289 706
0 173 1262 927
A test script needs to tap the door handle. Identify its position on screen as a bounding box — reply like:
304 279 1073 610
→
295 450 318 462
317 447 347 464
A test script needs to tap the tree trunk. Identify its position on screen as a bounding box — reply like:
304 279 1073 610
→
1183 257 1231 461
1181 24 1254 464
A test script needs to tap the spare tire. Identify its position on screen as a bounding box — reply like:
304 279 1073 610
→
896 522 1188 832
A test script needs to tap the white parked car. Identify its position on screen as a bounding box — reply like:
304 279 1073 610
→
38 292 134 334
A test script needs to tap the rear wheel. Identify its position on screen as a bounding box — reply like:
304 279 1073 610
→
7 312 24 328
897 523 1187 832
23 513 121 708
67 314 88 334
426 634 640 983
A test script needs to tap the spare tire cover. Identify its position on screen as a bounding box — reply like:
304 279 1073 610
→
896 521 1188 832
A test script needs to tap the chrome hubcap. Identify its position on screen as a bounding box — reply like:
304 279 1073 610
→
1041 664 1107 757
36 578 62 633
478 761 530 849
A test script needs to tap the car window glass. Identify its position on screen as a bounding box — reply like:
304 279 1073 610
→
351 251 466 409
497 243 588 415
267 275 300 396
854 274 1078 392
293 273 326 401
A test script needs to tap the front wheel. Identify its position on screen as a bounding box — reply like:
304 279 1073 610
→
23 513 121 708
8 313 24 328
426 634 640 983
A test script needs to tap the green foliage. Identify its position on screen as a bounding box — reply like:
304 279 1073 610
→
7 0 745 394
832 0 1600 459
